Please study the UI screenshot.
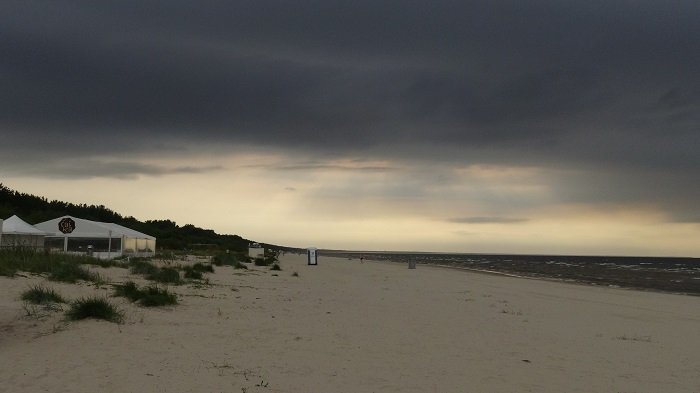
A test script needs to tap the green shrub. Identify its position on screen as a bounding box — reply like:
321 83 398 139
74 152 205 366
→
82 258 122 268
138 285 178 307
112 281 141 302
211 253 237 266
154 251 177 263
0 248 100 278
183 267 203 279
182 263 213 279
49 263 100 283
148 267 181 284
191 263 214 273
129 260 159 275
21 285 65 304
66 297 123 323
264 256 278 265
113 282 177 307
110 260 130 269
254 257 269 266
211 253 247 269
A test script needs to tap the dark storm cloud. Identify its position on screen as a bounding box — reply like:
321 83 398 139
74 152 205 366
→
1 158 223 180
1 1 699 218
246 161 395 173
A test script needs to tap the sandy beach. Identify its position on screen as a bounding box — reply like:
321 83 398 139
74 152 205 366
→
2 253 700 392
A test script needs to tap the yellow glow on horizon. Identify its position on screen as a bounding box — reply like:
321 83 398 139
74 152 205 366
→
4 153 700 257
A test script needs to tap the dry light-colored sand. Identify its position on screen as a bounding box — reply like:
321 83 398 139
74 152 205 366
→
2 254 700 392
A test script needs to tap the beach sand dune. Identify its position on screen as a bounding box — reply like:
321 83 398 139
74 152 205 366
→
2 254 699 392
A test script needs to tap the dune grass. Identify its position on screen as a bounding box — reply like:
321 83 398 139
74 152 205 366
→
129 259 159 275
113 281 178 307
147 267 182 285
0 248 88 276
21 285 66 304
0 248 107 284
66 297 123 323
183 268 203 279
183 262 215 279
137 285 178 307
113 281 142 302
270 263 282 271
191 262 214 273
211 253 238 266
127 258 182 284
48 262 105 284
211 252 249 269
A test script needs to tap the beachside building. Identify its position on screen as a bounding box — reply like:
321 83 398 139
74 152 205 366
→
1 215 47 249
34 215 156 259
248 242 264 258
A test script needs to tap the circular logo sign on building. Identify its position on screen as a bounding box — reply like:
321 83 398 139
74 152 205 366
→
58 218 76 234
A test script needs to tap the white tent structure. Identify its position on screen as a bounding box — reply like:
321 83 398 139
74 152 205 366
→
1 215 47 249
34 216 156 259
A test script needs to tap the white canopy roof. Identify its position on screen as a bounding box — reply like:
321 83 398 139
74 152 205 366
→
34 216 155 240
2 215 47 236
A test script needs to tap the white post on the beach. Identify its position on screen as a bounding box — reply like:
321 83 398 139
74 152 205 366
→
307 247 318 265
107 230 112 259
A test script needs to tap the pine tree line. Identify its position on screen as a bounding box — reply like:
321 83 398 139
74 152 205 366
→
0 183 254 251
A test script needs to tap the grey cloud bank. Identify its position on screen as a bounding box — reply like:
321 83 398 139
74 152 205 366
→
2 1 699 222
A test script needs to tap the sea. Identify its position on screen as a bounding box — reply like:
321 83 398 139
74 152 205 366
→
324 251 700 296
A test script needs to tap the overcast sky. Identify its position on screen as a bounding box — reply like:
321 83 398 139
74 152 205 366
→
2 1 699 256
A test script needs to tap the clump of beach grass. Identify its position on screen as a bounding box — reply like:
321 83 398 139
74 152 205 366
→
183 267 203 279
292 271 299 277
183 262 215 279
191 262 214 273
81 257 124 269
66 297 123 323
211 253 240 266
0 248 106 283
615 334 652 343
21 285 66 304
127 258 182 285
138 285 178 307
49 263 104 284
254 257 269 267
147 267 182 285
212 254 249 270
129 259 159 275
154 251 178 264
113 281 142 302
113 281 178 307
270 263 282 271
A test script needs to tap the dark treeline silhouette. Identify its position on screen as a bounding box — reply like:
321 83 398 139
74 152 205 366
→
0 183 258 252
